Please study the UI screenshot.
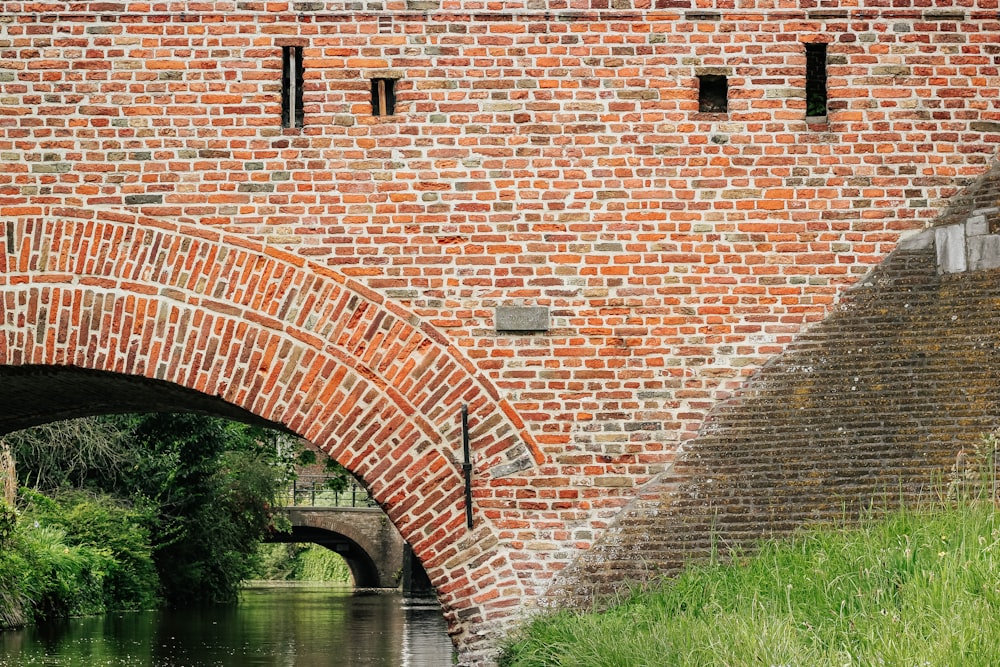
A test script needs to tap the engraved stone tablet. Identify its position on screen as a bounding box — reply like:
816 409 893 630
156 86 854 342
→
495 306 550 332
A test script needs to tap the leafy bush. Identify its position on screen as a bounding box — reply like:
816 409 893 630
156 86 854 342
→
21 490 159 611
18 524 112 619
0 514 114 626
2 487 162 624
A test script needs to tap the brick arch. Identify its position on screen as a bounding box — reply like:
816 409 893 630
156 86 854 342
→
0 207 542 661
280 524 386 588
265 507 410 590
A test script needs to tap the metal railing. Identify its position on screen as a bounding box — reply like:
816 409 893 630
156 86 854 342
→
279 474 375 508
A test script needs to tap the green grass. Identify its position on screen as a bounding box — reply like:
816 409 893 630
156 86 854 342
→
500 501 1000 667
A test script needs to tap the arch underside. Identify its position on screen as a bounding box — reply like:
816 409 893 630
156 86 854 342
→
0 207 539 656
0 365 281 435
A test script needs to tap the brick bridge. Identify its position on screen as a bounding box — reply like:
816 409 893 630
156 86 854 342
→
3 2 1000 664
266 506 422 591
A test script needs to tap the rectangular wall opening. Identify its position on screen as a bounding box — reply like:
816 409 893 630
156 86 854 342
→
281 45 304 128
371 78 396 117
697 74 728 114
806 43 828 119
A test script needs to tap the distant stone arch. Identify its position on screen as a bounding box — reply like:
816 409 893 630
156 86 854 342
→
0 207 543 661
265 507 407 590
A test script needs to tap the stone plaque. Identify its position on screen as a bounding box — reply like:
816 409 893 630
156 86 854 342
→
495 306 550 333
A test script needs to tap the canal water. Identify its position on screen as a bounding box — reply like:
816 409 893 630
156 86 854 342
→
0 584 456 666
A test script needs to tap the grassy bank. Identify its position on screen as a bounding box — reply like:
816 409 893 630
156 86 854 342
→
252 543 352 584
501 500 1000 666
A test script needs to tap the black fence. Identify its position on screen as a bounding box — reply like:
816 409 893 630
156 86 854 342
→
279 475 375 508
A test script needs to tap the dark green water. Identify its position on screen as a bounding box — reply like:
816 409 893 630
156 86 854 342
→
0 585 456 666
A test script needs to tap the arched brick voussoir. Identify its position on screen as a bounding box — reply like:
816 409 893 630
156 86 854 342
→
0 208 543 474
0 208 538 659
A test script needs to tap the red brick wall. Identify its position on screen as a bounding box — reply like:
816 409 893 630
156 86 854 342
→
2 2 1000 662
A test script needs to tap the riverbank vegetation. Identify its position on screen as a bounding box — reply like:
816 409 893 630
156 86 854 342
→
0 413 329 628
251 543 352 584
501 447 1000 666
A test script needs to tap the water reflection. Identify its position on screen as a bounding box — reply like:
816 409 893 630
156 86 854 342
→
0 585 456 666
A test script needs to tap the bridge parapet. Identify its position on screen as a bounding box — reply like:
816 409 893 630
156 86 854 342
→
278 475 375 509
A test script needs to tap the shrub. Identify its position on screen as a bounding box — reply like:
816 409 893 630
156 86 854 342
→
19 489 159 612
19 524 112 619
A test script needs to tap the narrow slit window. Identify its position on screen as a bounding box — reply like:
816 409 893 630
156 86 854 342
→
281 45 304 128
371 78 396 117
805 43 828 118
697 74 728 113
4 220 15 254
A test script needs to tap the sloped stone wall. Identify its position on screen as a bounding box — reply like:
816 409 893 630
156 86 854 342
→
551 162 1000 601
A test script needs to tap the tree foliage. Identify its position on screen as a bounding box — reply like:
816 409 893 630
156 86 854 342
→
1 418 131 492
3 412 308 612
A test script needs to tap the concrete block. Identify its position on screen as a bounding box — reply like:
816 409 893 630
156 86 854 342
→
897 228 933 251
966 214 989 237
490 456 533 478
496 306 550 332
936 224 966 274
968 235 1000 272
